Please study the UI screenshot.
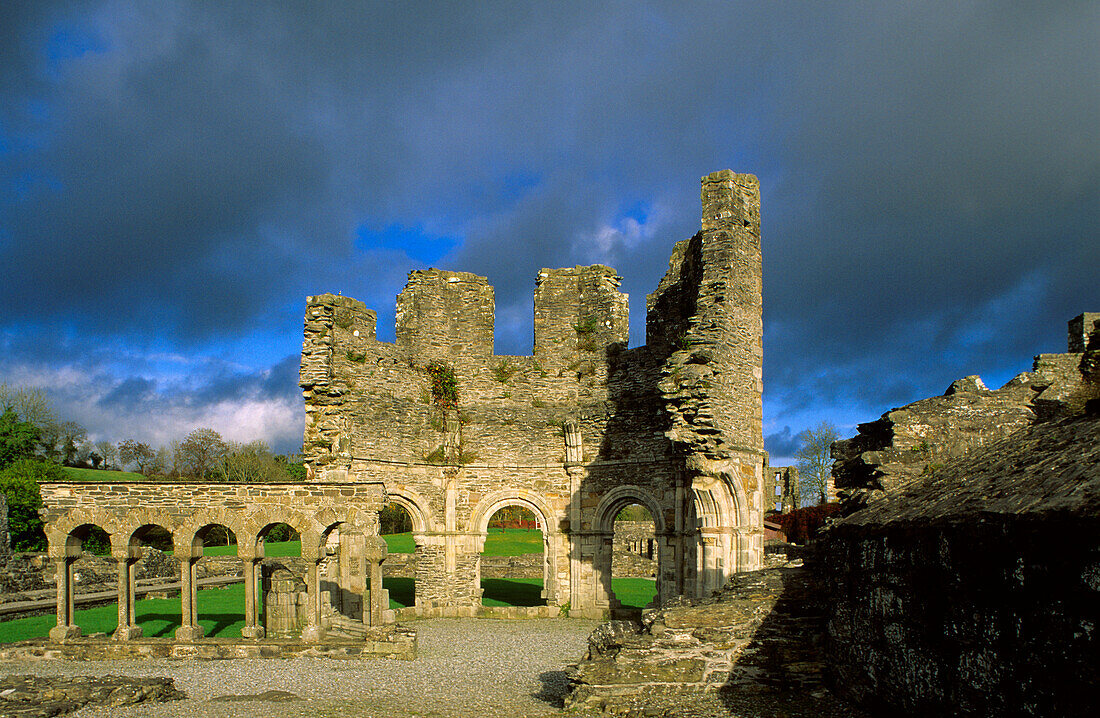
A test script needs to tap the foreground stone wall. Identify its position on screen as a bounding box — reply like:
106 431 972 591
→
299 170 766 618
820 412 1100 716
818 317 1100 716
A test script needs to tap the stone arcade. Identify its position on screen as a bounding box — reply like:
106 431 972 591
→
33 170 766 645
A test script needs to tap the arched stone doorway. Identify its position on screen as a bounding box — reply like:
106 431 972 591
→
592 486 669 614
469 491 559 608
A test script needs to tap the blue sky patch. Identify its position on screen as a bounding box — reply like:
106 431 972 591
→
355 223 461 265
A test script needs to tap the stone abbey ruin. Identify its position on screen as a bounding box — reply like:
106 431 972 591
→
10 170 1097 717
299 168 764 619
25 169 765 644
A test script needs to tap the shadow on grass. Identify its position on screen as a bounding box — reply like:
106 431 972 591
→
481 578 546 607
135 612 243 638
385 577 414 608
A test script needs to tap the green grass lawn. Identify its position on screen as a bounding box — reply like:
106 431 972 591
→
0 575 656 642
63 466 146 482
0 583 248 642
381 528 544 556
199 540 302 557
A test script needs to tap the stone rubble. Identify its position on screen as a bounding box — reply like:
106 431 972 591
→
0 674 184 718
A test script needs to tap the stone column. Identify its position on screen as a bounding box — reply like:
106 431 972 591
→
301 561 325 642
112 553 142 641
240 557 264 639
175 557 204 641
363 536 389 627
48 557 80 642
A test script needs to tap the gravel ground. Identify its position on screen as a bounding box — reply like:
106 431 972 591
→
0 619 603 718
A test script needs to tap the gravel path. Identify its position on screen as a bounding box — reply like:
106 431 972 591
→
1 619 602 718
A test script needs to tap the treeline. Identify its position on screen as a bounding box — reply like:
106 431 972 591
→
111 429 305 482
0 383 304 552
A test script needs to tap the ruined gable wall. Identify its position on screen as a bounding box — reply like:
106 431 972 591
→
832 312 1100 506
301 268 672 475
653 170 763 459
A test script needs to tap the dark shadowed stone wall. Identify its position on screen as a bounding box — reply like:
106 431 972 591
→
819 409 1100 717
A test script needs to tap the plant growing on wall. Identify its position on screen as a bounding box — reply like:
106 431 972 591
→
492 359 517 383
425 362 458 410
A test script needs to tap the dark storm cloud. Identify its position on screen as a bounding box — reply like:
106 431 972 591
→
0 1 1096 449
764 427 800 461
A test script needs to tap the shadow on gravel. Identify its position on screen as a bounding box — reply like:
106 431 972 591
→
533 670 572 707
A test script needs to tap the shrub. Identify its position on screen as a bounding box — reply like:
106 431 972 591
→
773 503 843 545
0 458 65 551
425 362 458 410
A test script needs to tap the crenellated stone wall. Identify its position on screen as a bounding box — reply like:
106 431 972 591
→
299 170 766 618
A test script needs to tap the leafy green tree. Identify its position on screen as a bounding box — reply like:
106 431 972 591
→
0 458 65 551
795 421 840 505
0 408 39 469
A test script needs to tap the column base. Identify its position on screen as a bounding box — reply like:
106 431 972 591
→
49 625 81 642
301 625 325 643
240 625 266 639
112 625 144 641
174 625 205 642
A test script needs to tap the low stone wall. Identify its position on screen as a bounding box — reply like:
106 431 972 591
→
0 627 417 661
0 549 241 601
382 552 546 579
612 521 658 578
383 548 655 581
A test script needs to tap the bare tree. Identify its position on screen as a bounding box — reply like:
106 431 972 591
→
0 384 55 428
178 428 229 480
218 440 287 483
795 421 840 505
118 439 155 475
95 441 117 470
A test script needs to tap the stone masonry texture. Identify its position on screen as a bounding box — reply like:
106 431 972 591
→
297 170 766 618
817 314 1100 717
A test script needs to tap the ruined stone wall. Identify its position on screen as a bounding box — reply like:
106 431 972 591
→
763 466 799 514
832 312 1100 507
299 170 766 616
818 316 1100 716
819 412 1100 717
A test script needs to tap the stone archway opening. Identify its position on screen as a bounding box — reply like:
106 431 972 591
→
119 523 175 639
255 522 303 639
592 487 666 618
610 503 658 610
60 523 114 637
190 523 241 637
480 504 547 607
379 502 416 608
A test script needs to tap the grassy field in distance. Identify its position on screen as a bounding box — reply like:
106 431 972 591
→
63 466 145 482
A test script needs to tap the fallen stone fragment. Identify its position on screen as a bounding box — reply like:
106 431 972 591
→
0 674 184 718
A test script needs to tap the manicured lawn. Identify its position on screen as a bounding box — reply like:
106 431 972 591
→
483 528 544 556
63 466 145 482
0 575 658 642
383 533 416 554
382 528 545 556
0 583 248 643
609 578 658 609
199 540 301 557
